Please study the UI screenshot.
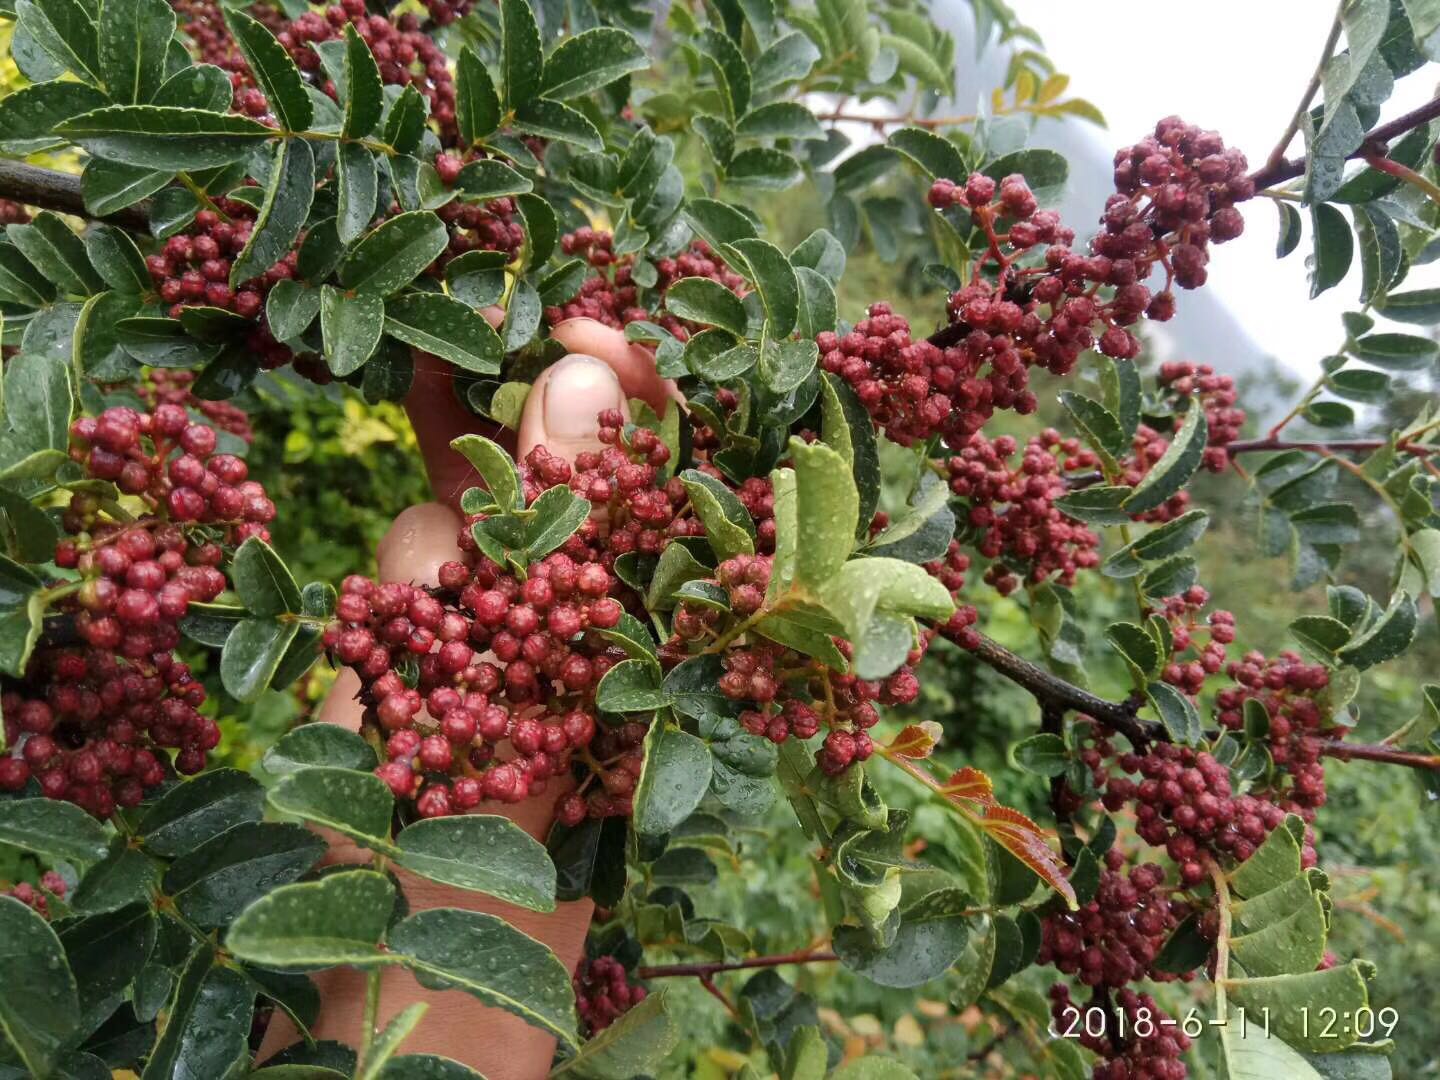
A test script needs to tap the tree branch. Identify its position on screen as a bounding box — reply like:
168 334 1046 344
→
1264 0 1347 173
637 949 838 980
0 159 152 232
966 634 1440 771
1249 94 1440 189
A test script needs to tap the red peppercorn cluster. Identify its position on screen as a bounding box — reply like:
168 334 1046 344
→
1156 362 1245 472
273 1 458 137
0 407 269 812
429 171 525 266
324 419 710 820
1155 587 1235 696
945 429 1102 594
142 369 254 443
1109 116 1254 292
1097 742 1301 885
1049 984 1191 1080
1216 651 1333 818
573 956 647 1034
544 229 746 340
145 205 292 320
1 644 214 813
1039 851 1190 988
67 405 275 536
2 872 67 918
421 0 475 26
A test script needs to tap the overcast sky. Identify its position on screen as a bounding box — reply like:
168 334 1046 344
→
1006 0 1440 378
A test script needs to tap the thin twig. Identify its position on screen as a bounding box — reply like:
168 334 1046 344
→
1250 94 1440 188
637 949 838 979
1265 0 1347 172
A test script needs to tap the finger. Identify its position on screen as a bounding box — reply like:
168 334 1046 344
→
404 307 509 505
549 317 676 413
375 501 465 585
516 352 631 463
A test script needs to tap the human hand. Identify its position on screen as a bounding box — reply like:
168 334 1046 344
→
258 318 675 1078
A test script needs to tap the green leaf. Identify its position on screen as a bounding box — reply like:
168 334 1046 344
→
1225 962 1375 1052
518 483 589 559
9 211 104 295
341 24 383 138
751 31 821 90
818 373 880 537
885 127 967 185
377 1056 486 1080
1011 733 1068 777
982 148 1068 200
695 27 751 121
394 815 556 912
0 81 109 153
96 0 173 103
383 292 502 374
58 902 155 1014
339 211 448 296
232 535 302 615
450 434 522 512
16 0 100 83
726 146 802 189
1375 286 1440 324
453 159 532 201
1230 816 1305 898
232 136 314 285
1053 485 1132 525
139 768 265 857
456 47 500 146
1326 368 1390 402
0 896 79 1078
224 8 312 131
736 102 824 140
164 821 325 928
335 142 379 245
221 615 301 701
153 61 232 111
321 285 384 375
724 237 798 339
833 888 971 988
500 0 542 108
266 278 321 341
665 277 747 335
683 198 757 249
680 469 756 560
355 1003 429 1080
1275 201 1303 258
268 766 395 849
82 223 149 293
1336 593 1417 669
633 721 712 837
595 657 669 713
57 106 273 170
1346 332 1439 370
541 27 648 99
1105 621 1160 678
512 98 603 151
1105 510 1211 577
1058 390 1126 465
788 437 857 591
388 909 578 1046
548 988 677 1079
819 558 953 675
263 724 379 776
0 798 111 864
226 869 393 968
758 338 817 394
1145 681 1202 744
1122 406 1208 513
1309 203 1354 299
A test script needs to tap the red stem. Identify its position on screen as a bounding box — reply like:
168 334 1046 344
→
1249 95 1440 188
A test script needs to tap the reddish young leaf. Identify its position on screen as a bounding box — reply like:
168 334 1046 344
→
940 766 994 803
977 803 1076 909
887 721 942 759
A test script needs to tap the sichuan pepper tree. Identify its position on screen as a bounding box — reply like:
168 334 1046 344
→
0 0 1439 1076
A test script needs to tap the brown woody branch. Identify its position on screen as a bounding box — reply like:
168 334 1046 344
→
1249 94 1440 189
966 634 1440 771
0 159 152 232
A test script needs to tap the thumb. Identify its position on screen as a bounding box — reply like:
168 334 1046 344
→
516 352 631 463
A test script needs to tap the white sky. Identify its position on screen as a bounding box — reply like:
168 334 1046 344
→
1008 0 1440 378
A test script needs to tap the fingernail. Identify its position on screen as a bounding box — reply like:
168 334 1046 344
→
542 353 624 439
